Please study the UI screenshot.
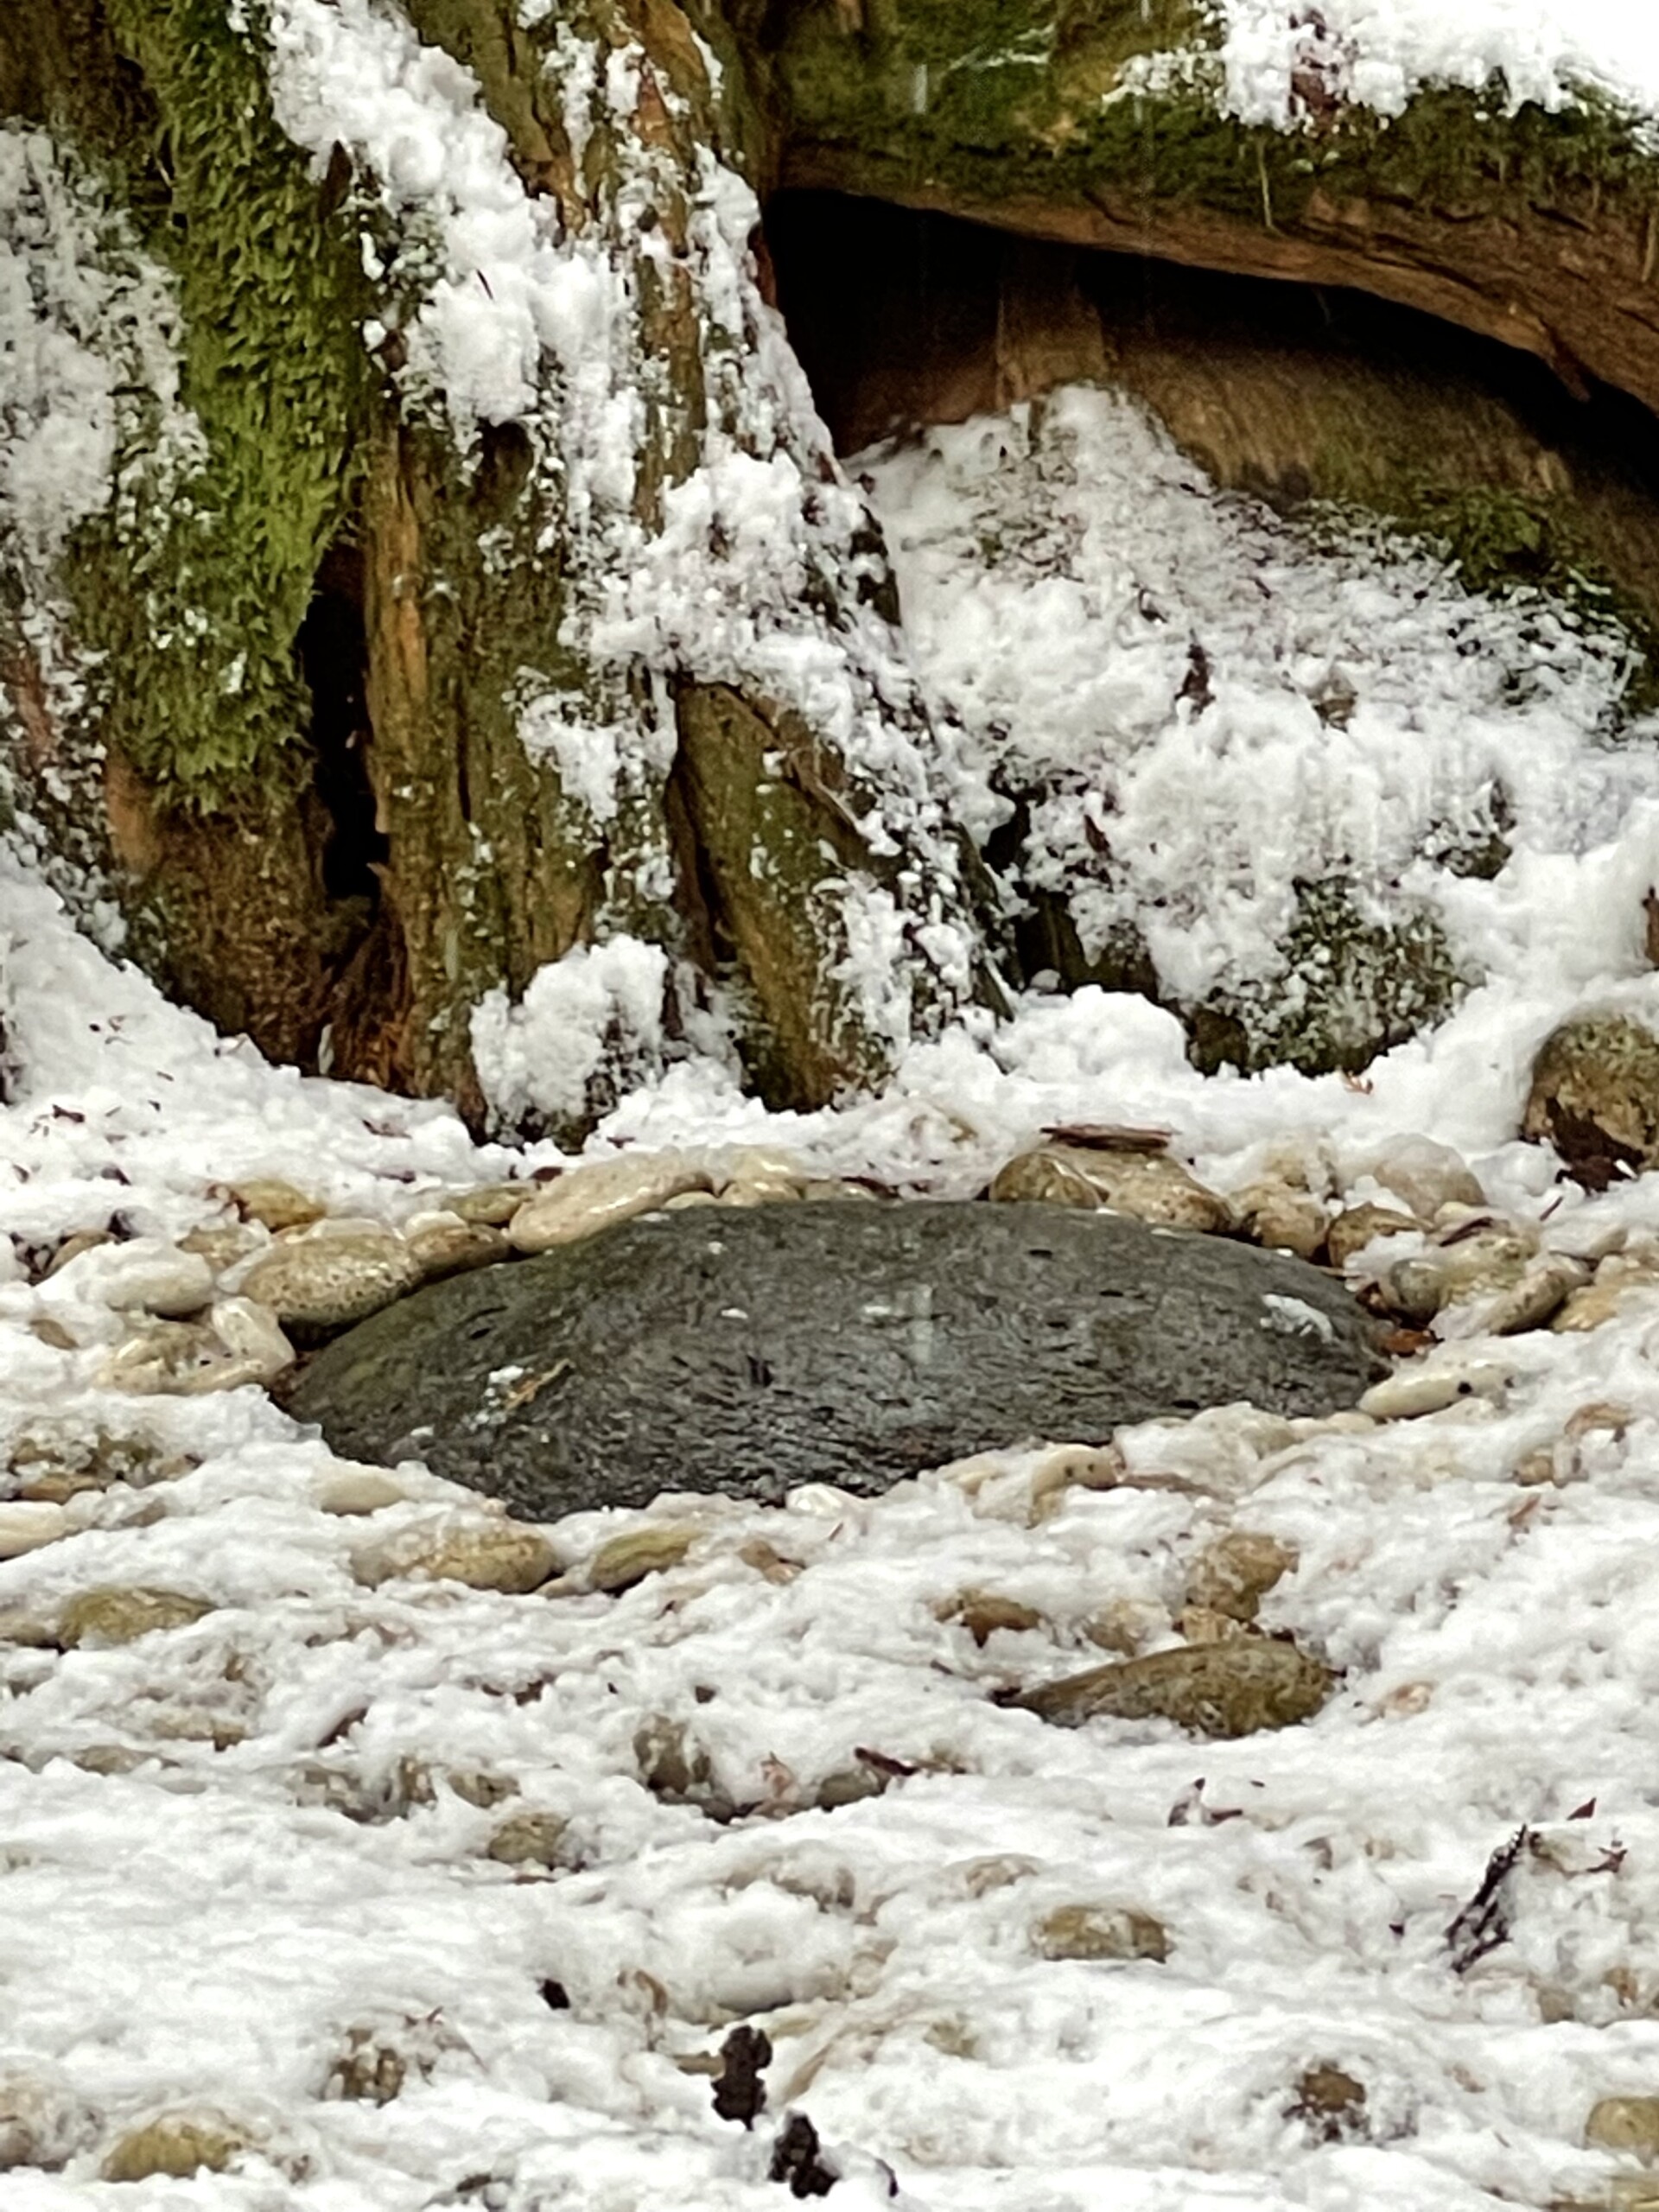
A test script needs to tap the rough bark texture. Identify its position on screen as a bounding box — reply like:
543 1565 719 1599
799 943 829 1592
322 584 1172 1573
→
0 0 983 1133
754 0 1659 416
289 1199 1382 1518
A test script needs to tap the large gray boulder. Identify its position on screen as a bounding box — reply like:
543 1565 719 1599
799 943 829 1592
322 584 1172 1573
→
287 1202 1381 1519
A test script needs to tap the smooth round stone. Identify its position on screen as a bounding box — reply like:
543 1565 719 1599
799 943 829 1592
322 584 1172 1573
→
289 1202 1382 1521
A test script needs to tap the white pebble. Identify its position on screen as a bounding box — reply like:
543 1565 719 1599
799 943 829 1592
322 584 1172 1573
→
0 1503 68 1559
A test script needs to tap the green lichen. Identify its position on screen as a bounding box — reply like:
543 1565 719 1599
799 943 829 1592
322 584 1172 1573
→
1185 875 1466 1077
41 0 372 796
771 0 1659 266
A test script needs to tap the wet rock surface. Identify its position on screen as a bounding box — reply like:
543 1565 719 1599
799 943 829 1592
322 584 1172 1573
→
289 1202 1381 1519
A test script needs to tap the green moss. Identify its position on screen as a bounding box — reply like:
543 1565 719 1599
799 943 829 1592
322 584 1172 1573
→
772 0 1659 258
49 0 372 796
1185 875 1465 1077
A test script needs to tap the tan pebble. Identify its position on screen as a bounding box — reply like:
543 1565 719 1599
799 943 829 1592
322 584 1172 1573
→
28 1317 78 1352
801 1179 880 1202
937 1590 1046 1645
663 1190 721 1211
352 1523 556 1595
404 1216 509 1282
41 1229 112 1280
325 2030 406 2106
486 1811 569 1867
1512 1447 1559 1489
586 1524 698 1593
101 2113 252 2182
923 2018 980 2060
239 1230 421 1331
1359 1360 1511 1420
1358 1137 1484 1218
1083 1599 1162 1656
445 1183 533 1228
508 1152 712 1253
1376 1680 1434 1717
76 1240 214 1318
992 1146 1230 1232
231 1179 325 1233
1185 1530 1297 1623
1033 1904 1169 1964
315 1468 406 1516
1325 1204 1424 1272
1230 1182 1328 1261
197 1297 293 1388
1587 2097 1659 2159
1290 2065 1368 2144
1380 1232 1532 1324
1027 1443 1128 1522
1009 1636 1332 1737
1177 1604 1249 1645
1452 1253 1589 1337
717 1179 803 1207
59 1587 213 1646
0 1503 67 1559
446 1770 518 1809
177 1222 263 1271
738 1537 803 1584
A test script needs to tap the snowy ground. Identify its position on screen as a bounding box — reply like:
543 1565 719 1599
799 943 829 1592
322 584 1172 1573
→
10 0 1659 2202
10 383 1659 2207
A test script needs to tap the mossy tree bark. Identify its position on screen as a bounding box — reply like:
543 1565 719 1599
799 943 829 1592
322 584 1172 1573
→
750 0 1659 418
0 0 987 1133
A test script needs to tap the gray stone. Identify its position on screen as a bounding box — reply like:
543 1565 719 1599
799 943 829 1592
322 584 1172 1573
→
288 1203 1381 1521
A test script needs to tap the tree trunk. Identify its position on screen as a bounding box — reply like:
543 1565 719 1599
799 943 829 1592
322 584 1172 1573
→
0 0 989 1135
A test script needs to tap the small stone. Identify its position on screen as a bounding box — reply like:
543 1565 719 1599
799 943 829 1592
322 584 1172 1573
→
1555 1251 1659 1333
1185 1531 1296 1622
201 1297 294 1388
486 1811 569 1867
1027 1442 1130 1522
508 1152 712 1255
1378 1227 1535 1325
1359 1137 1485 1218
1033 1904 1169 1963
98 1299 293 1396
1325 1203 1425 1272
991 1146 1230 1232
1008 1637 1332 1737
324 2030 405 2106
41 1227 113 1279
938 1590 1046 1645
1359 1358 1512 1420
0 1503 67 1559
1178 1603 1249 1644
446 1769 518 1809
232 1179 325 1232
239 1230 422 1332
101 2113 252 2182
585 1523 698 1593
1587 2097 1659 2160
1230 1182 1328 1261
444 1182 533 1228
178 1221 263 1271
0 2077 92 2171
633 1715 733 1817
1290 2064 1369 2144
1083 1599 1161 1656
59 1587 213 1647
28 1317 78 1351
67 1238 214 1318
664 1190 721 1211
351 1522 556 1595
314 1467 406 1516
404 1213 511 1283
1460 1253 1590 1337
